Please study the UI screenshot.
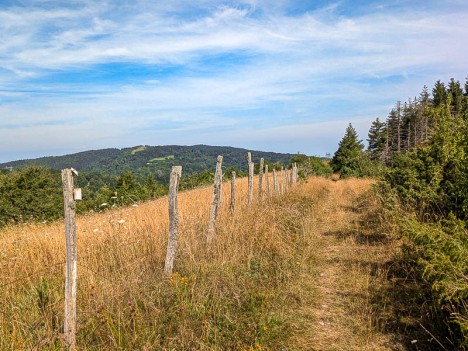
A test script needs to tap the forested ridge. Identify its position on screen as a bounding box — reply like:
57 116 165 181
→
0 144 294 182
0 145 299 227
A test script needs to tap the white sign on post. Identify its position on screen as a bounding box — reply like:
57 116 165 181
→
73 188 82 201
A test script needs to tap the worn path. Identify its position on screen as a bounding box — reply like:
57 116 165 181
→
289 178 405 351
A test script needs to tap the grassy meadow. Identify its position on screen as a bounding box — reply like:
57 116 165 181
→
0 176 402 350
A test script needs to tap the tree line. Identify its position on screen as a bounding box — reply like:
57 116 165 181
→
330 76 467 349
331 76 468 220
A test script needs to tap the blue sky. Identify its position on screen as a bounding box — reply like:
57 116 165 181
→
1 0 467 162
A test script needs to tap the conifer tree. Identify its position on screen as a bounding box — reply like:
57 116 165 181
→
448 78 463 117
432 80 447 107
367 117 386 161
331 123 365 177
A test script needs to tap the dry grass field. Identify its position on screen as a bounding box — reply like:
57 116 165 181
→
0 176 404 350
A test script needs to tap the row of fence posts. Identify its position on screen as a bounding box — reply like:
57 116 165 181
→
59 154 298 350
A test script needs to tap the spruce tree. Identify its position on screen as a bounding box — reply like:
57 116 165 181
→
433 80 447 107
448 78 463 117
331 123 365 177
367 117 386 161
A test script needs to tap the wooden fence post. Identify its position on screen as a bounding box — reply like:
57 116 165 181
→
273 169 278 194
284 167 289 193
292 163 298 185
280 167 285 194
164 166 182 274
248 162 254 205
258 158 264 201
265 164 270 199
207 156 223 244
62 168 78 350
230 171 236 212
247 152 252 164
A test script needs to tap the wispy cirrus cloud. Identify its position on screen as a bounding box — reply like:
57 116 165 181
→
0 0 467 162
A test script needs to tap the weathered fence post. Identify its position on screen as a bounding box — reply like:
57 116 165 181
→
164 166 182 274
258 158 264 201
207 156 223 244
248 162 254 206
230 171 236 212
292 163 298 185
280 167 285 194
62 168 79 350
265 164 270 199
284 167 289 193
273 169 278 194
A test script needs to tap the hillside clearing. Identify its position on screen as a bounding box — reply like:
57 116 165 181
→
0 177 404 350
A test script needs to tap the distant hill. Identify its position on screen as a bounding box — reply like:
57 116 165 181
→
0 145 295 181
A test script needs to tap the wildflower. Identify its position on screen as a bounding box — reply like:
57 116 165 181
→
127 300 132 306
263 325 268 331
179 306 185 311
118 219 125 224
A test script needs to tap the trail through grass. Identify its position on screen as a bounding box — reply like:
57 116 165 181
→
291 179 405 350
0 177 405 350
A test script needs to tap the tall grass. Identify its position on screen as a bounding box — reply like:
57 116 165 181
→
0 176 385 350
0 175 314 349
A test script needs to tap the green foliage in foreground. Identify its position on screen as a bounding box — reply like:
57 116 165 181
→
384 102 467 220
402 218 468 343
373 76 468 349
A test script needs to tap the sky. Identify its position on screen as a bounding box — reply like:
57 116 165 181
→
1 0 467 163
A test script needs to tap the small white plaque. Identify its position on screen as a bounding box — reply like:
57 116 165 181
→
73 188 82 200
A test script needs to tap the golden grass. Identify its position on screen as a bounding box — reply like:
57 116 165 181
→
0 176 402 350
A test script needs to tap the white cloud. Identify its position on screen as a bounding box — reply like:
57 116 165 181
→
0 0 467 162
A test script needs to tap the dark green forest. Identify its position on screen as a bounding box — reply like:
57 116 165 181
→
332 76 468 349
0 145 301 227
0 144 294 183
